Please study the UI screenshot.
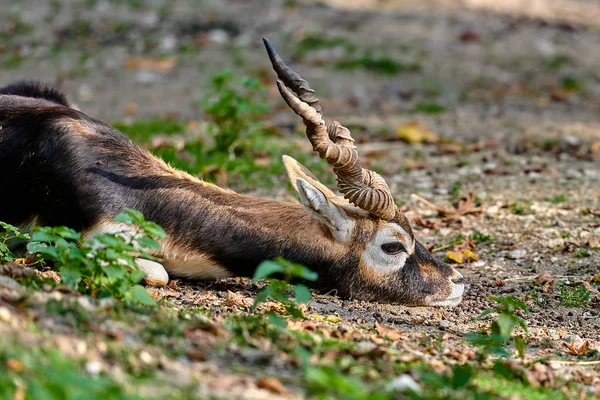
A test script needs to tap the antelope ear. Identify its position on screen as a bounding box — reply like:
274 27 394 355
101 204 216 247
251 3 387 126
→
295 177 354 242
283 155 336 199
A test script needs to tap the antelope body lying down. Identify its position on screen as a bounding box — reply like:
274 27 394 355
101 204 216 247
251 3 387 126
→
0 39 464 306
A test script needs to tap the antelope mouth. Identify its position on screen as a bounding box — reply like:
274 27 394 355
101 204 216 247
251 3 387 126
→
426 296 463 307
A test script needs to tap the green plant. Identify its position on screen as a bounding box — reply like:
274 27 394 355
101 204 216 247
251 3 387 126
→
0 222 30 262
470 231 493 244
29 210 165 305
252 257 318 327
545 194 567 204
293 33 355 59
573 248 589 258
0 341 140 400
559 284 591 308
201 70 269 155
450 181 462 202
335 53 420 75
413 102 446 114
509 201 534 216
467 296 528 358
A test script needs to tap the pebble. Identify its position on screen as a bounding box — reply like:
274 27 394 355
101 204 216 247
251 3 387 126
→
508 249 527 260
0 306 13 323
471 260 486 268
386 374 422 395
85 360 103 375
438 320 451 329
485 205 500 216
140 351 153 364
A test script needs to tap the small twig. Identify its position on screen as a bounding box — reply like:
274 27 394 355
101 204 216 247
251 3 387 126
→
432 240 463 253
503 275 585 283
548 360 600 366
411 193 440 212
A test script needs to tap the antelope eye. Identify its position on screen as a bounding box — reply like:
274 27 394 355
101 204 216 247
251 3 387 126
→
381 242 405 255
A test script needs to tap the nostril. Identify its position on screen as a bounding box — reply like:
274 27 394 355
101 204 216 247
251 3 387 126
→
451 276 464 285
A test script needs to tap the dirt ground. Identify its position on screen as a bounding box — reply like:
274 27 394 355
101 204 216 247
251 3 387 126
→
1 0 600 397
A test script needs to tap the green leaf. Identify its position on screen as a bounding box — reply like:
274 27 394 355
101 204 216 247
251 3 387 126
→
27 241 47 254
293 284 312 303
297 265 318 281
130 285 155 305
54 226 80 240
252 286 273 309
60 267 82 287
253 260 283 280
136 235 162 252
451 364 473 389
143 222 166 239
267 313 287 328
31 231 58 243
494 314 518 338
515 335 526 359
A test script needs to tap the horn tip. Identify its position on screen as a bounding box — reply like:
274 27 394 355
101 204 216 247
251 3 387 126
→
262 37 277 59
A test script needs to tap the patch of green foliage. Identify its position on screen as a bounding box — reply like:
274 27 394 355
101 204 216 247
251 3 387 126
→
545 194 567 204
467 296 528 358
335 52 421 75
470 231 493 244
0 221 31 262
559 284 591 308
200 70 269 154
450 180 462 202
29 209 164 305
293 33 355 59
115 70 334 190
560 76 584 92
413 102 446 114
573 248 589 258
545 55 571 71
0 340 140 400
252 257 318 328
509 201 534 215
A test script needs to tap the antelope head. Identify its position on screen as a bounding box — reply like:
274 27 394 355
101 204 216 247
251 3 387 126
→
264 38 465 306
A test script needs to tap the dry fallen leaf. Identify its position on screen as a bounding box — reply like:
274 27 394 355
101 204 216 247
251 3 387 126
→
563 341 590 356
445 250 463 264
454 237 477 252
461 249 479 262
445 249 478 264
396 122 439 144
412 192 483 219
223 291 254 308
256 377 287 394
375 320 404 341
124 57 176 72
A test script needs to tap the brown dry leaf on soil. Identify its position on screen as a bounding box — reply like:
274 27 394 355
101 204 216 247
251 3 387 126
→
413 214 441 229
536 271 555 293
411 192 483 219
374 320 404 341
563 341 590 356
396 122 440 144
223 290 254 308
586 208 600 217
256 377 288 394
454 236 477 251
445 249 479 264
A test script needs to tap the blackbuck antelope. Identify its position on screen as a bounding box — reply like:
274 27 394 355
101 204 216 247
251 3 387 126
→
0 38 464 306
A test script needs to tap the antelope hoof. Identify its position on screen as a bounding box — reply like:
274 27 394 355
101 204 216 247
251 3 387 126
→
136 259 169 287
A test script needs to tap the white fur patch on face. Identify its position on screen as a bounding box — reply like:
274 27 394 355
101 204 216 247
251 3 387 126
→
426 270 465 307
361 223 415 274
